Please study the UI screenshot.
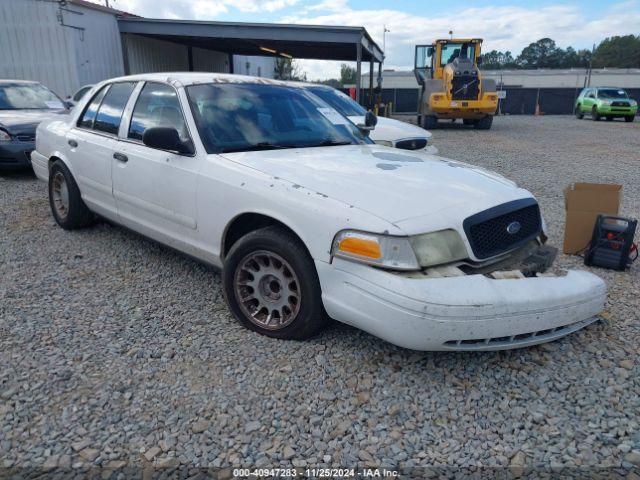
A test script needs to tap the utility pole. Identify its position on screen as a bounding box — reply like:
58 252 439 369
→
587 43 595 87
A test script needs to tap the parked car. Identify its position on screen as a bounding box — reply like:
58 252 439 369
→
300 83 438 155
32 73 605 351
69 84 94 106
0 79 70 169
575 87 637 122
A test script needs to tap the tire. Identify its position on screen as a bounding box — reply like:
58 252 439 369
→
575 106 584 119
462 119 474 126
606 116 613 121
592 106 600 121
422 115 438 130
625 115 635 123
48 160 94 230
474 115 493 130
222 226 328 340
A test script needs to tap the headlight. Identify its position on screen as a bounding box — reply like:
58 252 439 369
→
331 229 468 270
630 100 638 106
409 229 467 267
0 129 11 142
600 100 612 105
374 140 394 147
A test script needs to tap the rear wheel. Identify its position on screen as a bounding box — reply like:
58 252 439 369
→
48 161 94 230
422 115 438 130
575 105 584 119
591 106 600 121
625 115 635 123
462 119 474 126
222 226 328 340
474 115 493 130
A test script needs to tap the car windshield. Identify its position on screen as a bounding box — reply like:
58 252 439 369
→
598 89 629 99
306 86 367 117
0 83 65 110
186 83 371 154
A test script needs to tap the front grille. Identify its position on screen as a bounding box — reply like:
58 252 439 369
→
442 317 597 350
451 74 479 101
395 138 427 150
611 101 628 107
463 199 542 259
15 133 35 142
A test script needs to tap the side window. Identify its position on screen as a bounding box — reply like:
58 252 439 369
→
128 82 189 142
78 86 109 129
73 86 91 102
93 82 135 135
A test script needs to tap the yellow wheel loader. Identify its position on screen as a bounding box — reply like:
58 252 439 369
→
414 38 498 130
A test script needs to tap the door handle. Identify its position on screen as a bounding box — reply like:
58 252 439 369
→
68 139 78 148
113 152 128 163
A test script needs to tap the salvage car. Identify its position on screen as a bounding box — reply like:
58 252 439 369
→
575 87 637 122
0 79 69 169
32 73 606 351
300 83 438 154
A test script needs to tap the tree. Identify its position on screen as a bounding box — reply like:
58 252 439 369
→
480 50 517 69
592 35 640 68
273 57 307 81
517 38 564 68
339 64 357 86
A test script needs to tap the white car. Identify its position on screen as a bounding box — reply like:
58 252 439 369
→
300 84 438 155
32 73 605 351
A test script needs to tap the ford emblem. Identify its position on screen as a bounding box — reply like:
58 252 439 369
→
506 221 522 235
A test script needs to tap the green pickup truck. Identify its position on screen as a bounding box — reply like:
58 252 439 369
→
575 87 637 122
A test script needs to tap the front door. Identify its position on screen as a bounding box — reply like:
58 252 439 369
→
112 82 201 251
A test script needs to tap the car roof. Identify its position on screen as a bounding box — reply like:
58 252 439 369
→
0 79 41 85
101 72 305 88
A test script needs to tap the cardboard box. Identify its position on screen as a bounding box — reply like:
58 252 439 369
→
563 183 622 254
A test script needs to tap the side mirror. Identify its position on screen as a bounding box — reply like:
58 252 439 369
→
357 111 377 135
142 127 194 155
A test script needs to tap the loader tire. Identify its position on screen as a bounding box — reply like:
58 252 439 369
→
422 115 438 130
474 115 493 130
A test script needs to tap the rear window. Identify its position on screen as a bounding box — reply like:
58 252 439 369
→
93 82 136 135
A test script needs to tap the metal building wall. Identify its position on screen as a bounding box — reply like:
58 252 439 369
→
123 34 231 74
0 0 123 98
233 56 276 78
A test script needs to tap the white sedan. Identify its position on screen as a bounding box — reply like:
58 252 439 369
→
300 83 438 155
32 73 605 351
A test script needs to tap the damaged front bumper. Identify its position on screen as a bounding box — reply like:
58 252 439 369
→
317 258 606 351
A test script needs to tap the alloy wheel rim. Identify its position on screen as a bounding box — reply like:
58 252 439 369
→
233 250 301 330
52 172 70 219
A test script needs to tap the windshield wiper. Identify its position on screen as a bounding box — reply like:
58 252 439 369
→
305 140 352 148
221 142 294 153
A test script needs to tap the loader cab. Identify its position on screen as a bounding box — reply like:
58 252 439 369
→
415 39 483 81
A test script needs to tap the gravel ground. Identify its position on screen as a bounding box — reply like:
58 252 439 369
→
1 115 639 478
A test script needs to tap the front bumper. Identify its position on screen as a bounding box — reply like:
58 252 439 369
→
429 93 498 118
317 258 606 351
598 105 637 116
0 141 35 168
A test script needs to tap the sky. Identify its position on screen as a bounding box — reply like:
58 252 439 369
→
101 0 640 80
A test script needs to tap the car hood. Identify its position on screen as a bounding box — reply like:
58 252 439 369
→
220 145 531 226
0 110 68 134
347 115 432 142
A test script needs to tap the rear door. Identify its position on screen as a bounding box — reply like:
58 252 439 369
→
68 82 136 217
112 81 201 249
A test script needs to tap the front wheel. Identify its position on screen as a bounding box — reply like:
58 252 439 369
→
222 226 328 340
474 115 493 130
422 115 438 130
575 106 584 119
48 161 94 230
625 115 635 123
592 106 600 121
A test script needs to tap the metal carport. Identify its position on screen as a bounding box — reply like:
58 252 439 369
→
117 18 383 103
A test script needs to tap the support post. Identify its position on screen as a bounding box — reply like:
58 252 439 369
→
187 46 194 72
369 58 374 108
356 42 362 104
